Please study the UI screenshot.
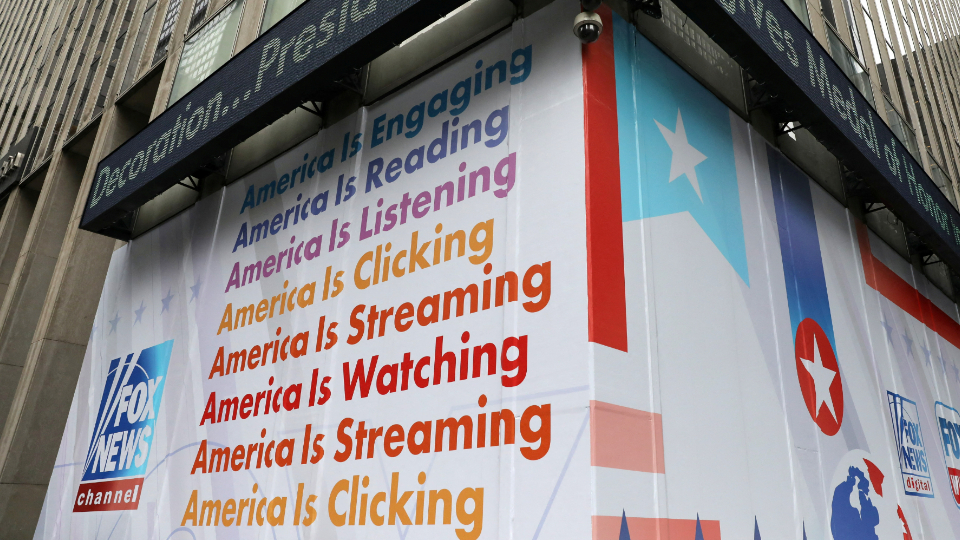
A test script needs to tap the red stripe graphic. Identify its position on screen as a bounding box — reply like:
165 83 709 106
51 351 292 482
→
74 478 144 512
582 5 628 352
584 13 717 538
593 515 722 540
856 221 960 349
590 400 665 473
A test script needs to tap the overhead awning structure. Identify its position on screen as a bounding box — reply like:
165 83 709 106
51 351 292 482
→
672 0 960 271
80 0 470 239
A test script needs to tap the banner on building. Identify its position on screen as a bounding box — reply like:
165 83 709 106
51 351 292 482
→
36 4 960 539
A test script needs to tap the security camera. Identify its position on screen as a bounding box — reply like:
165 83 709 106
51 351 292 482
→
573 11 603 44
581 0 602 9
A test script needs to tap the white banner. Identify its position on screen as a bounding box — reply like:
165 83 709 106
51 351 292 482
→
37 3 960 540
37 3 590 538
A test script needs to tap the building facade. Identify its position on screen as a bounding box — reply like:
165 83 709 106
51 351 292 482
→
0 0 960 538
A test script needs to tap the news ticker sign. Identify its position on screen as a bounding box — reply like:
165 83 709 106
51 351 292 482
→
671 0 960 269
81 0 469 237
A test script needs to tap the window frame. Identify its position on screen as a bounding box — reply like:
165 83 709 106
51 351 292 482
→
166 0 245 107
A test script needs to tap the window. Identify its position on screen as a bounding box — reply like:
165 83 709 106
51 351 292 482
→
938 119 960 184
899 6 945 164
43 0 102 157
872 0 893 46
259 0 305 34
862 8 890 97
883 95 919 159
783 0 812 29
120 1 158 93
72 0 127 134
825 24 874 103
152 0 184 65
186 0 210 34
95 0 136 116
69 55 101 137
872 0 912 122
167 0 243 106
838 0 865 62
820 0 839 27
929 156 956 208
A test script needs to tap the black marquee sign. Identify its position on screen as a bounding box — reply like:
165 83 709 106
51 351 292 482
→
672 0 960 270
81 0 468 237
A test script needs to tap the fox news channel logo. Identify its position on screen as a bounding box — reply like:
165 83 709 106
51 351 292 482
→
73 340 173 512
935 401 960 507
887 391 933 497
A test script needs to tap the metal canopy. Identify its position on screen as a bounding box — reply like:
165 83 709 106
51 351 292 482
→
81 0 470 239
670 0 960 273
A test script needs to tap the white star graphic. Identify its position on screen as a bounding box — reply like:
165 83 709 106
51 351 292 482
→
655 109 708 201
800 334 838 420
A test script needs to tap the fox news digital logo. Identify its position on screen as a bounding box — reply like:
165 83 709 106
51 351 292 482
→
888 391 934 497
935 401 960 507
73 340 173 512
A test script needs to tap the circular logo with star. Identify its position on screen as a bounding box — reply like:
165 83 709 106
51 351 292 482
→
795 318 844 435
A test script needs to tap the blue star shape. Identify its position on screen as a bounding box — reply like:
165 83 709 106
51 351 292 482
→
108 312 120 334
880 317 895 344
161 290 174 313
921 343 932 366
618 510 630 540
134 301 146 324
902 332 914 356
189 279 202 302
